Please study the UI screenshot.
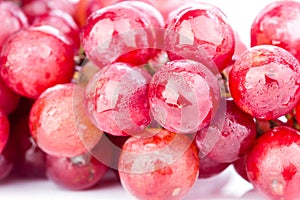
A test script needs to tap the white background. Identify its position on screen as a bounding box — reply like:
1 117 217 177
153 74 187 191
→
0 0 281 199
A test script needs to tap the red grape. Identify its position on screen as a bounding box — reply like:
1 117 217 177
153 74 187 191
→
85 62 151 136
229 45 300 120
118 1 164 28
81 2 162 68
11 114 46 178
22 0 78 23
0 1 28 53
0 135 15 181
233 154 249 182
148 59 220 134
247 126 300 199
198 156 229 179
32 10 81 52
46 153 108 190
0 25 75 99
29 83 103 157
0 77 20 115
196 100 256 163
118 128 199 200
0 109 9 154
165 2 235 72
251 1 300 62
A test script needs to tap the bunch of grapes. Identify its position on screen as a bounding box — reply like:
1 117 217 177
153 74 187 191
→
1 0 300 199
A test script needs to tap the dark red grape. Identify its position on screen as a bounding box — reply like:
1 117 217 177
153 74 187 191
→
149 59 220 134
165 2 235 72
251 1 300 62
196 100 256 163
233 154 249 182
229 45 300 120
198 156 229 179
0 25 75 99
118 128 199 200
11 114 46 178
29 83 103 157
246 126 300 199
46 153 108 190
0 109 9 154
81 2 162 68
0 77 20 115
32 10 81 52
0 1 28 52
85 62 151 136
0 134 15 181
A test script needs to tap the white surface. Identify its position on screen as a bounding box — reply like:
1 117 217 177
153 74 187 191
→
0 166 265 200
1 0 280 199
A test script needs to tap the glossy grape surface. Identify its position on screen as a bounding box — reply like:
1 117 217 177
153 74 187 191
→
29 83 103 157
165 2 235 72
196 100 256 163
0 25 75 99
149 59 220 134
81 2 161 68
247 126 300 200
251 1 300 62
229 45 300 120
0 1 28 52
198 156 229 179
118 128 199 200
85 62 151 136
46 153 108 190
32 10 80 52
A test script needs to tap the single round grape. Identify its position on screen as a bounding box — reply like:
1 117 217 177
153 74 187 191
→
32 10 81 52
165 2 235 72
0 25 75 99
0 1 28 53
251 1 300 62
0 77 20 115
81 2 161 68
198 156 229 179
118 128 199 200
246 126 300 200
0 109 9 154
29 83 103 157
229 45 300 120
46 153 108 190
196 100 256 163
149 59 220 134
85 62 151 136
